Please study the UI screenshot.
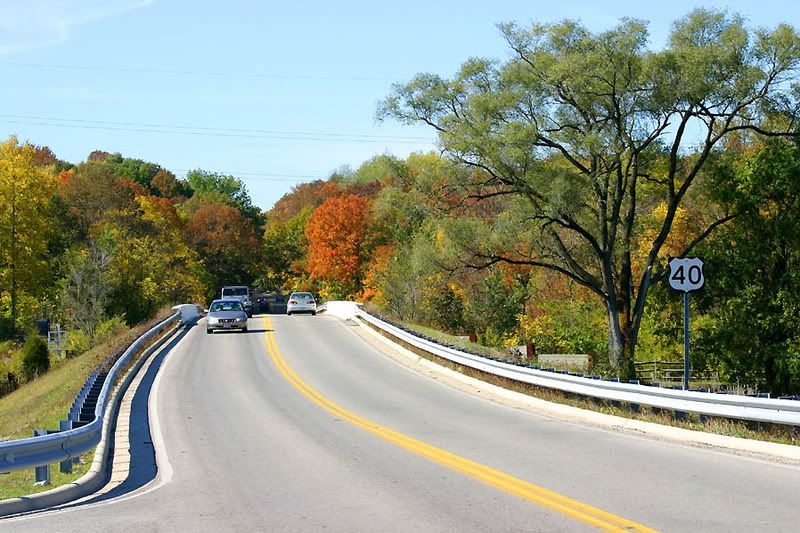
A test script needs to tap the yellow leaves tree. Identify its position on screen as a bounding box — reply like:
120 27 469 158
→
0 136 56 336
632 203 706 283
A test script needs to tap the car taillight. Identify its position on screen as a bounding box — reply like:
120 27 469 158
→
288 300 297 304
309 300 315 305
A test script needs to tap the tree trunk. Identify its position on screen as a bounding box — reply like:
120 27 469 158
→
604 299 636 380
9 179 17 338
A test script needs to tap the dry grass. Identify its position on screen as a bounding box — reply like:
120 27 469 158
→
362 319 800 447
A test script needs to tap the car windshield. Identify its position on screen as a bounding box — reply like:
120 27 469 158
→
222 287 247 297
210 301 243 312
291 293 313 301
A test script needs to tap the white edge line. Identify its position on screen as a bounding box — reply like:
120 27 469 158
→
1 323 197 522
347 316 800 466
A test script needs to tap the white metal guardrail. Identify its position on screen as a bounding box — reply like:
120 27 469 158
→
354 306 800 426
0 311 182 474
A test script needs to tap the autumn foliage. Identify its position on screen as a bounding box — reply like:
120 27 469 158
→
185 204 260 286
305 194 370 295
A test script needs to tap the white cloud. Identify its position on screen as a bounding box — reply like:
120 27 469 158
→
0 0 154 55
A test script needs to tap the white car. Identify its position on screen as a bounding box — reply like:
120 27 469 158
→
286 292 317 316
206 299 249 333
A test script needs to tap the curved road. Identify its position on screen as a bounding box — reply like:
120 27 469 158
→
2 314 799 531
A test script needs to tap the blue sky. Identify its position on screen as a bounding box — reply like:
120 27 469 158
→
1 0 798 210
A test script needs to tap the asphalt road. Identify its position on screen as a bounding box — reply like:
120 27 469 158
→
2 314 799 531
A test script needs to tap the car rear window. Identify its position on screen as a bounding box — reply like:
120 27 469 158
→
291 293 313 301
222 287 248 297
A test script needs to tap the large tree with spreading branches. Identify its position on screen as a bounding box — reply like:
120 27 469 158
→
380 10 800 377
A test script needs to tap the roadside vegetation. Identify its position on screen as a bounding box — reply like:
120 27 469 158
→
0 316 155 440
1 8 799 436
0 312 171 498
260 9 800 397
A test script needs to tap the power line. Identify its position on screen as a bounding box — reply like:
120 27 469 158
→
0 61 403 82
170 168 323 183
0 113 432 142
1 118 435 145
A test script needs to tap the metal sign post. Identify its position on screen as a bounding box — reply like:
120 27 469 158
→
683 292 690 391
47 324 67 362
668 257 705 390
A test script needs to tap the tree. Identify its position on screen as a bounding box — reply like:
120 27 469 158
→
371 235 438 322
0 137 56 337
268 180 340 224
151 169 185 199
57 161 143 239
262 207 313 290
104 196 209 324
305 194 370 297
60 234 114 337
380 10 800 377
696 138 800 394
184 203 260 291
185 170 262 227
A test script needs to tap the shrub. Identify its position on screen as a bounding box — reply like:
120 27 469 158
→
67 330 90 356
21 334 50 380
94 316 127 345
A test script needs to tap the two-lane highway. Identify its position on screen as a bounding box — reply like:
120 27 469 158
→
3 314 799 531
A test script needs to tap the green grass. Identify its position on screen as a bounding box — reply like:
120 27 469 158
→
0 451 94 500
0 321 154 440
0 316 168 499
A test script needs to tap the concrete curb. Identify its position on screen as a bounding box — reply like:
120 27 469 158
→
0 325 182 517
352 316 800 465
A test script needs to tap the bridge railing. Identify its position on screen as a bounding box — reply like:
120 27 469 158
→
350 304 800 427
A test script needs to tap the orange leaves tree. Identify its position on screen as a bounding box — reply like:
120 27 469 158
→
305 194 370 298
184 204 261 293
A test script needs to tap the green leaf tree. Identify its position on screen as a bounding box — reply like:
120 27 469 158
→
697 138 800 395
380 10 800 377
185 170 263 228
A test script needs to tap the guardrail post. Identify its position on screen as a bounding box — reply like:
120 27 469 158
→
59 420 74 473
33 430 51 484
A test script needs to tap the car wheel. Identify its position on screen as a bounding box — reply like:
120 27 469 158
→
312 311 317 316
242 327 248 333
287 311 291 316
206 329 213 334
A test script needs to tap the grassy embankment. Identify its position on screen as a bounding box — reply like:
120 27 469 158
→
0 319 162 500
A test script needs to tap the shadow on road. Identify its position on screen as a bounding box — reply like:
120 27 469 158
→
70 325 192 507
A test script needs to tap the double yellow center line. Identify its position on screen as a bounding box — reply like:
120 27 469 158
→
263 317 657 532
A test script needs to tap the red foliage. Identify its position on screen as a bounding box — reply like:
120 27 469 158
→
184 204 260 282
87 150 111 162
115 178 147 199
57 169 75 187
30 145 57 167
305 195 370 287
268 180 341 224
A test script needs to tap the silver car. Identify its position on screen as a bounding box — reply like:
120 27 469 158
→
286 292 317 316
206 299 249 333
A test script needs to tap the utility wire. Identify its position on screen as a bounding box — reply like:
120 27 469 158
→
0 61 403 82
1 118 435 145
170 168 323 183
0 113 432 142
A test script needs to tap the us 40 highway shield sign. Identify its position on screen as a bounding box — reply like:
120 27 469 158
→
668 257 705 293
